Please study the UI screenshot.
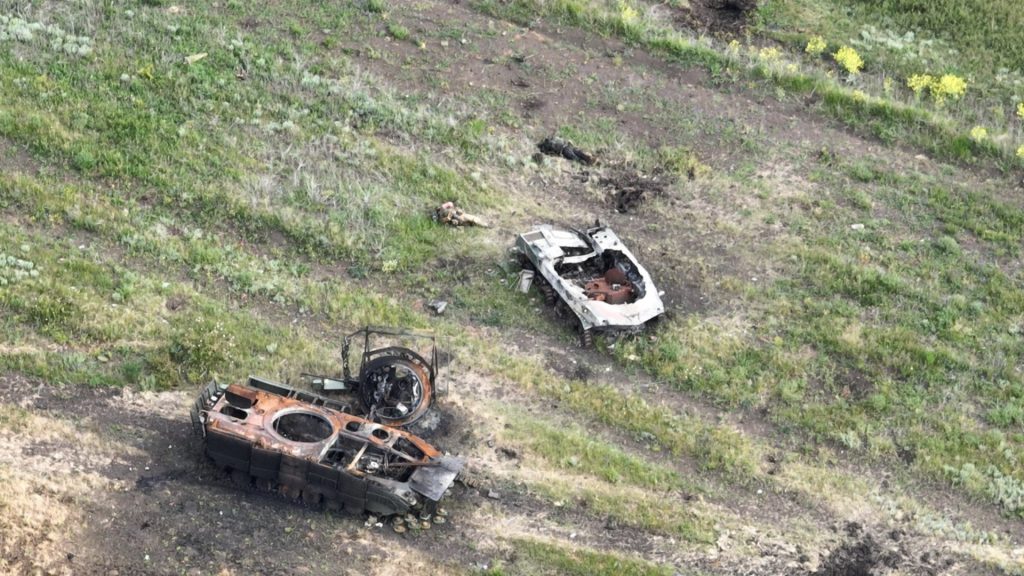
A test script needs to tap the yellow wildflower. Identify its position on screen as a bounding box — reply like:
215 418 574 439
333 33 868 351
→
932 74 967 102
907 74 933 97
759 46 781 62
1017 144 1024 159
727 39 741 55
852 89 868 102
619 1 638 24
805 35 827 56
1017 102 1024 119
969 126 987 142
833 46 863 75
883 77 893 96
786 63 798 73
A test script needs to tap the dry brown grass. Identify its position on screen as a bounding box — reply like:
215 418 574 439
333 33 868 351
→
0 405 132 575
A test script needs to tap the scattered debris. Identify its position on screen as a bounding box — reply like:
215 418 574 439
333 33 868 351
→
428 300 448 315
486 490 501 500
516 269 534 293
307 327 443 427
515 225 664 347
599 164 671 213
191 377 464 518
184 52 207 65
434 201 489 227
537 136 596 165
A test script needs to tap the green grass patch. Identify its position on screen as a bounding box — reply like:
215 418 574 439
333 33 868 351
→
500 408 691 491
472 0 1022 168
483 538 682 576
469 341 762 481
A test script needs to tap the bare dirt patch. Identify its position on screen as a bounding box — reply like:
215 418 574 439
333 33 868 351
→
810 522 954 576
0 137 40 176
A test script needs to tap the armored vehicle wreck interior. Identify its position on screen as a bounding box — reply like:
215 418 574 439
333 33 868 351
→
191 377 463 517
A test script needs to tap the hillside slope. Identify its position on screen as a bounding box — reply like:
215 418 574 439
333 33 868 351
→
2 1 1023 574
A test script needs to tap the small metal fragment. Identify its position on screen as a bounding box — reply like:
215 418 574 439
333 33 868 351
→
517 269 534 293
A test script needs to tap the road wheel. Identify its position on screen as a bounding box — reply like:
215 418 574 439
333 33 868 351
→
279 484 301 501
230 468 252 488
301 489 323 507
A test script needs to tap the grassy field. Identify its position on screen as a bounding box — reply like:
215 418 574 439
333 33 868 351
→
2 0 1024 574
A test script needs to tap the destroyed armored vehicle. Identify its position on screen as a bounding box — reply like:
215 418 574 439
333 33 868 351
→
191 377 463 517
516 224 664 346
305 326 441 427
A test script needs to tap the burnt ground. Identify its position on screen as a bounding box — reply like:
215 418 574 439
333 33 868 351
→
0 373 497 575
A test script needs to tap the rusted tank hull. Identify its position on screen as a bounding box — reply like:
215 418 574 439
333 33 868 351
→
192 377 463 517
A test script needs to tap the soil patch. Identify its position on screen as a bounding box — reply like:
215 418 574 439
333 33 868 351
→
811 522 954 576
598 164 673 214
672 0 759 36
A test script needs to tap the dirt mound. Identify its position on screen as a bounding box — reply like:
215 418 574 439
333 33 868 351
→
812 522 953 576
598 165 671 213
673 0 758 34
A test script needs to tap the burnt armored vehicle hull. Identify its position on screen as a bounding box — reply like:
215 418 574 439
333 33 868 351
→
306 326 442 427
191 377 463 517
516 224 665 346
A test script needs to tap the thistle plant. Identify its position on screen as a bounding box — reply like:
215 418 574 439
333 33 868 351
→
0 14 93 57
0 253 40 286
